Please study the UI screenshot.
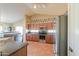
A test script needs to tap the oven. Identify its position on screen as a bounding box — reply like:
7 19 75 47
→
39 27 47 40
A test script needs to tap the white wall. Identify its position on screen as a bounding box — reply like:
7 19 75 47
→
68 3 79 56
13 20 24 26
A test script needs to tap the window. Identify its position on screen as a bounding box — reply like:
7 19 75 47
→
15 26 23 35
15 26 23 42
0 26 4 37
0 26 2 32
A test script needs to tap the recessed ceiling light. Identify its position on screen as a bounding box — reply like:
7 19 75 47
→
42 4 46 8
33 4 46 9
34 4 37 8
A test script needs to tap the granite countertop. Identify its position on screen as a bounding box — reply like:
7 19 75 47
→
26 33 56 35
26 32 39 35
0 39 26 56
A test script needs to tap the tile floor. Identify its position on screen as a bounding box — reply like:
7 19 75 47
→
27 41 55 56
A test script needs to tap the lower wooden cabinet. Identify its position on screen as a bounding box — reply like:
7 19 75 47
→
26 34 39 42
10 46 27 56
32 34 39 42
46 35 55 44
26 34 55 44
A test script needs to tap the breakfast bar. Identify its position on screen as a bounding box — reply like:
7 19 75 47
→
0 37 27 56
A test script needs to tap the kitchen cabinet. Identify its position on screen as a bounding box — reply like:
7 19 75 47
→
26 34 55 44
32 34 39 42
46 23 53 29
26 34 32 41
26 22 54 30
26 34 30 41
26 22 55 44
26 34 39 42
46 34 55 44
26 24 31 29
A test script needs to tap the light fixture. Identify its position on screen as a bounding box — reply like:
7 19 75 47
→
33 4 46 9
33 4 37 8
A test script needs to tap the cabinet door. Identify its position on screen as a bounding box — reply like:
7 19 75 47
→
30 35 33 41
36 23 39 29
46 35 55 44
34 34 39 42
26 35 30 41
30 24 33 29
47 23 51 29
26 24 31 29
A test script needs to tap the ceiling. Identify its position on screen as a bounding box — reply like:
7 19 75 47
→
0 3 68 23
26 3 68 15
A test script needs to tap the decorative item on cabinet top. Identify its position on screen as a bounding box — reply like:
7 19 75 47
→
26 15 57 23
31 18 56 23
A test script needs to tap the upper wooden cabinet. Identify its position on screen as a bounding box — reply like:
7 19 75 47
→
46 23 53 29
26 22 54 30
25 14 56 30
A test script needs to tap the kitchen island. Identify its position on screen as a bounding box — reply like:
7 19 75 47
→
0 37 27 56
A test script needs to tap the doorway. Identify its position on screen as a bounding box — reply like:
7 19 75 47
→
55 14 68 56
